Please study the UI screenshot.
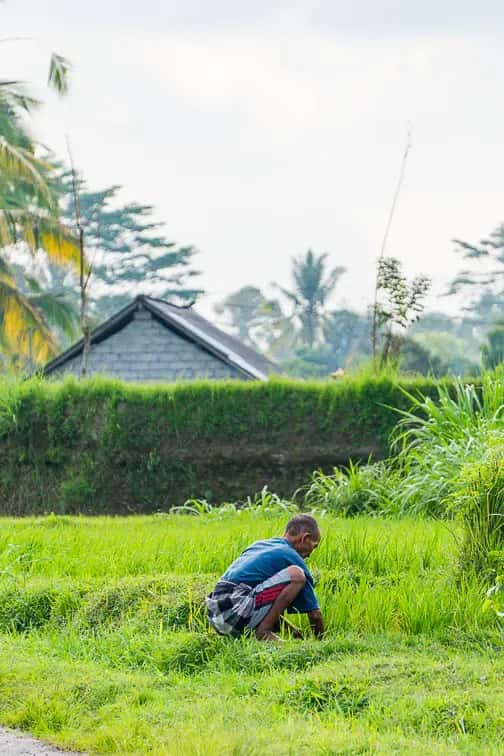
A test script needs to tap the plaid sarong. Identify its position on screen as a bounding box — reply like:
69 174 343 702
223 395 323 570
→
206 568 292 637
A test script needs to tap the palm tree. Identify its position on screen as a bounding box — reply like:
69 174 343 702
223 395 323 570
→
0 51 79 365
278 250 345 348
9 254 80 355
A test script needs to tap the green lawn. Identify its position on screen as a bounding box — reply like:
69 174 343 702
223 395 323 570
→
0 512 502 754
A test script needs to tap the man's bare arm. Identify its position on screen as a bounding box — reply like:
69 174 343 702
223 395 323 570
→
308 609 325 638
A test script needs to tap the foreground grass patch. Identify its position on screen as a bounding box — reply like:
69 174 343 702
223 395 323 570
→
0 513 502 753
0 635 503 754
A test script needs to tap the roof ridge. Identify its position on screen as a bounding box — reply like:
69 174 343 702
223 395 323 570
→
141 294 195 310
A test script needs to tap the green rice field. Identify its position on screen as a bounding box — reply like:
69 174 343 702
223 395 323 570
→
0 511 502 754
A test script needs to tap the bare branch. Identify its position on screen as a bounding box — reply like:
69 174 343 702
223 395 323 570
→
371 126 412 363
66 136 91 377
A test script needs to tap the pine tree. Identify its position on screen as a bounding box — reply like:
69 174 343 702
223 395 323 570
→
59 182 203 320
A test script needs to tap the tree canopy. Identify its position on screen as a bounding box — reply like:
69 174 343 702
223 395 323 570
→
277 250 345 349
448 225 504 326
59 181 203 320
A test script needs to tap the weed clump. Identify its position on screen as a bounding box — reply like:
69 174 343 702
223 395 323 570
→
304 461 399 516
282 678 370 715
0 585 80 633
413 696 488 737
159 632 221 674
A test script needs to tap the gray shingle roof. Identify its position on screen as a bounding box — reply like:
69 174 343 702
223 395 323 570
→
42 295 281 380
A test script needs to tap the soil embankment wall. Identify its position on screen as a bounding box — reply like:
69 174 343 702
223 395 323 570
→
0 376 444 514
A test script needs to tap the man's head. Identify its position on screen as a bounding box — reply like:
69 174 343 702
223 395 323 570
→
283 514 321 558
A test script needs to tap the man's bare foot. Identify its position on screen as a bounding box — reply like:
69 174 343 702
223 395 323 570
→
255 629 284 642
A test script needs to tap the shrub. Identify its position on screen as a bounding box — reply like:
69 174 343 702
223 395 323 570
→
303 461 400 516
453 449 504 577
0 375 23 437
390 371 504 516
281 677 370 715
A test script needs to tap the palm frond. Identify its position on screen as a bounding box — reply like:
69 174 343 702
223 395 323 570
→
273 283 300 307
24 275 43 294
39 226 81 268
0 81 41 112
0 268 56 362
28 292 79 339
48 53 70 95
0 137 51 197
0 209 81 269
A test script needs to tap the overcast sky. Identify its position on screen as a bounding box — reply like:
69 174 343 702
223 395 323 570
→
2 1 504 321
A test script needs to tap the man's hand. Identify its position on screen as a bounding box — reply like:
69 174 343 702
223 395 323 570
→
307 609 325 638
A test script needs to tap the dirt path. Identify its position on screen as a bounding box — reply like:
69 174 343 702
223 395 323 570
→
0 727 82 755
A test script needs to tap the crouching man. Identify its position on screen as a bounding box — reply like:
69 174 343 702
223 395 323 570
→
206 514 324 641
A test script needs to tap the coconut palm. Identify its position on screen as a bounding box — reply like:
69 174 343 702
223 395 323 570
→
0 51 79 364
278 250 346 349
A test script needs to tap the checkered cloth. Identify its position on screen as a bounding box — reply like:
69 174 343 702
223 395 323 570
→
206 568 292 637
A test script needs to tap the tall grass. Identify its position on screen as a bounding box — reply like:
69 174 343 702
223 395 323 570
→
304 370 504 519
391 371 504 516
0 512 446 578
455 450 504 577
0 513 494 643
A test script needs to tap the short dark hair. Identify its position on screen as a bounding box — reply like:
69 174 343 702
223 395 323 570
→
285 514 319 537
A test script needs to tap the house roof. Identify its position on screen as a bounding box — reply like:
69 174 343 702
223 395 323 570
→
41 295 281 381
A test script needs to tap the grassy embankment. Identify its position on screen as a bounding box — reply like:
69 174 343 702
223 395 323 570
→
0 512 502 754
0 372 446 513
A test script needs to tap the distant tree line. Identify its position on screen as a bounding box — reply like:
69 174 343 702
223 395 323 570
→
215 246 502 378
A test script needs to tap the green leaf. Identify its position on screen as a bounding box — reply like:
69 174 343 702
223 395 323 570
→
28 292 80 339
48 53 71 96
